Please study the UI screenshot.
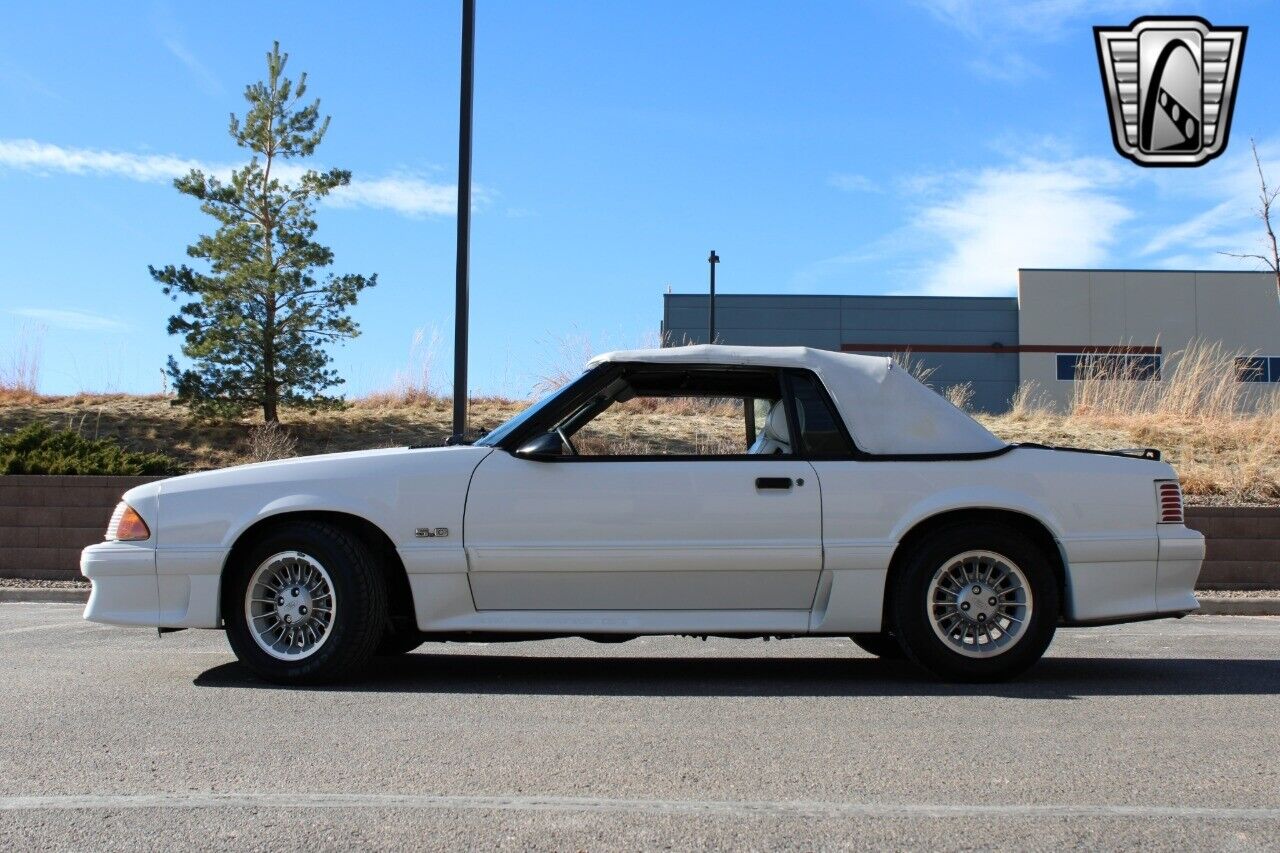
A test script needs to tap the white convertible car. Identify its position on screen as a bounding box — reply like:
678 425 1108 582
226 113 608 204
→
82 346 1204 683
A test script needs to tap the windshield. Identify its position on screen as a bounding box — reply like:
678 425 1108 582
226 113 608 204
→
473 372 591 447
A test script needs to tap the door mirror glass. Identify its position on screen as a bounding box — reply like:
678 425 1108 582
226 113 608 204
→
515 431 567 460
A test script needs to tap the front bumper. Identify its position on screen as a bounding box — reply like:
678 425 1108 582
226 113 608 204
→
80 541 158 626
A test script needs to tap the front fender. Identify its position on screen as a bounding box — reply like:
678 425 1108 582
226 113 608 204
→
146 446 491 629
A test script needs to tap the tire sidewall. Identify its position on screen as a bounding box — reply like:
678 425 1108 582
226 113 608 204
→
891 524 1059 682
224 522 384 683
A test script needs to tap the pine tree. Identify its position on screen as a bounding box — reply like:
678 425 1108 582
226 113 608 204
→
150 42 375 422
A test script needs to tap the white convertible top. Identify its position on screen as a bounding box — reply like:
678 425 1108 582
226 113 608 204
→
588 345 1006 456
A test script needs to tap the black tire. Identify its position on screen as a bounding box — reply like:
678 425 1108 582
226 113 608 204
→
889 523 1059 682
850 632 906 660
224 520 388 685
376 626 424 657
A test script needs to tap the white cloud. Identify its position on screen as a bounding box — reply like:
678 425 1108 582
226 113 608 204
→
915 0 1157 41
329 174 464 217
828 173 879 193
0 62 63 101
1140 137 1280 267
915 0 1163 82
0 138 465 218
11 308 130 332
911 157 1133 295
1140 200 1237 256
967 53 1043 83
161 37 224 97
0 138 211 182
811 137 1280 295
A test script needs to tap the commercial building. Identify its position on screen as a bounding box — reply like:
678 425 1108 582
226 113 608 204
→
660 269 1280 413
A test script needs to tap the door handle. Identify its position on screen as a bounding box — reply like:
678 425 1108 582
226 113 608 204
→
755 477 793 490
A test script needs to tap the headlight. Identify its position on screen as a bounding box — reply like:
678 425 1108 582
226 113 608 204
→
105 502 151 541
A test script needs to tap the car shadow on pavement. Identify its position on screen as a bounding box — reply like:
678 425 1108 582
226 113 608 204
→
194 653 1280 699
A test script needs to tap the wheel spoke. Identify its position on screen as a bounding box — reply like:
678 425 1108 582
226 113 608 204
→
245 551 336 662
926 551 1033 659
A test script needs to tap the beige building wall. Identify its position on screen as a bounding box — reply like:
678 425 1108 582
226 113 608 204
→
1018 269 1280 410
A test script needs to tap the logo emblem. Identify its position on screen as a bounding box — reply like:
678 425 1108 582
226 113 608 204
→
1094 16 1246 167
415 527 449 538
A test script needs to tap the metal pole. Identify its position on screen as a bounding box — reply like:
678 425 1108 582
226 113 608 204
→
450 0 476 444
707 250 719 344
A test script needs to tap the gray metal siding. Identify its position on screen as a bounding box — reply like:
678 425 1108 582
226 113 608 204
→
663 294 1020 412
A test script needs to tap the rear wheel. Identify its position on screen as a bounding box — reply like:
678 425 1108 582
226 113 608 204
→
224 521 387 684
850 632 905 660
889 524 1058 682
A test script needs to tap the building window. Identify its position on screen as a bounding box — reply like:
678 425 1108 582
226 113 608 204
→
1234 356 1280 383
1056 353 1161 381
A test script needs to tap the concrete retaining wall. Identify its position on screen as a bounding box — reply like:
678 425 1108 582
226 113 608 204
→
1184 507 1280 590
1 476 1277 587
0 476 163 579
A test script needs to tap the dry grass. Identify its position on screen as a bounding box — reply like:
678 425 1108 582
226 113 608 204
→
980 341 1280 504
575 397 744 456
943 382 975 412
0 324 44 403
1 338 1275 503
357 327 445 407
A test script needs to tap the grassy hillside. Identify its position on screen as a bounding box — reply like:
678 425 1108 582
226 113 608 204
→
1 385 1275 504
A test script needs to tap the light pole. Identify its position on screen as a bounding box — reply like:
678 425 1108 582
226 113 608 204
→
449 0 476 444
707 250 719 344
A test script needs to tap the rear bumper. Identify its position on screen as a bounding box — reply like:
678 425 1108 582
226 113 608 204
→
1156 524 1205 614
81 542 158 626
1062 526 1204 623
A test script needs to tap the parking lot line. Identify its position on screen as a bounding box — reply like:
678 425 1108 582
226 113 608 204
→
2 793 1279 822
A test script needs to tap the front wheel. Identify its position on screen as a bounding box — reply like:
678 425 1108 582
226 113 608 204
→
889 524 1059 682
224 521 388 684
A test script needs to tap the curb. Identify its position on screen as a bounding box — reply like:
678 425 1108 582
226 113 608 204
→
0 588 89 604
1195 597 1280 616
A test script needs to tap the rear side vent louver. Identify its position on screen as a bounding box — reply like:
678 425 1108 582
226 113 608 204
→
1157 481 1184 524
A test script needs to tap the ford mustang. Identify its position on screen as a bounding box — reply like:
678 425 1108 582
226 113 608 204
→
81 345 1205 683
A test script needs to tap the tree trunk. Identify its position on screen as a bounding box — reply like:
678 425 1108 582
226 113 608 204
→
262 298 278 423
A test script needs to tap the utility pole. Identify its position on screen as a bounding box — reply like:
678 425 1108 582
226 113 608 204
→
707 250 719 344
449 0 476 444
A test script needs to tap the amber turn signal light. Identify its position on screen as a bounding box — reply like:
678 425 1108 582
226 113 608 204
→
106 502 150 541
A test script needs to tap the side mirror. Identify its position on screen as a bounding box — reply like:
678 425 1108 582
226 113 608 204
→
515 432 566 460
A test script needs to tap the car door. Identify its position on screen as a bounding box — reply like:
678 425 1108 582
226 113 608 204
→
462 364 823 611
463 452 822 610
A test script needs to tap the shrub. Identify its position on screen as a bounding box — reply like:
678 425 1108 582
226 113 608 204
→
0 423 181 476
244 421 298 463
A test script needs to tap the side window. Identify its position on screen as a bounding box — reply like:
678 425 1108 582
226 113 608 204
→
572 395 751 456
559 368 789 458
787 371 855 456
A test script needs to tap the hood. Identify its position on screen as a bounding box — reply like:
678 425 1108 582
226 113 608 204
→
146 444 492 498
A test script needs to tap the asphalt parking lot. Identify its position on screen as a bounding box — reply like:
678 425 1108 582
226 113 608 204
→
2 604 1279 850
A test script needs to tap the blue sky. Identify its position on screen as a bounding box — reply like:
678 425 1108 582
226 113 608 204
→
1 0 1277 397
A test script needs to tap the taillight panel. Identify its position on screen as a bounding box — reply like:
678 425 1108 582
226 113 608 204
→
1156 481 1184 524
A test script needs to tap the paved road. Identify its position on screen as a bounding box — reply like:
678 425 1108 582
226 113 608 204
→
1 604 1278 850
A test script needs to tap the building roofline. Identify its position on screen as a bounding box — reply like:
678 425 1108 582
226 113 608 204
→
662 292 1016 300
1018 267 1274 274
